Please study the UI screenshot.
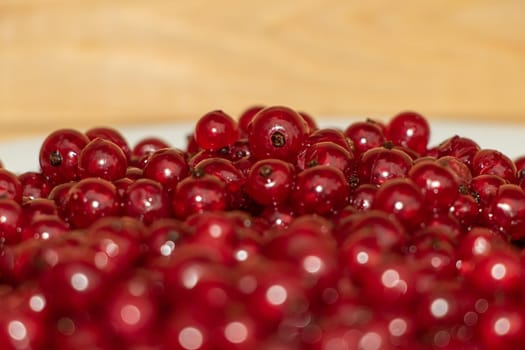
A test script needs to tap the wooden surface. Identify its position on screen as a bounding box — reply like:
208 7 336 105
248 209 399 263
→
1 0 525 139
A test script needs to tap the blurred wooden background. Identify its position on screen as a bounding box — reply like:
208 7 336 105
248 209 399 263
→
1 0 524 139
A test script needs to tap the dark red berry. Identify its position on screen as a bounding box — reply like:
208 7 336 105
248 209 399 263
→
245 159 295 206
408 160 459 212
194 110 239 151
0 198 23 245
488 184 525 240
433 135 480 166
39 129 89 184
238 105 265 136
86 126 132 160
291 166 350 216
0 168 23 203
172 174 228 219
65 178 120 228
123 178 170 225
247 106 309 161
386 111 430 155
472 149 517 183
143 148 189 189
358 147 413 186
344 120 385 154
131 137 170 167
373 178 426 230
78 138 128 180
18 171 51 200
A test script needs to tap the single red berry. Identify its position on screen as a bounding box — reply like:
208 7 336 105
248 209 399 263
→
143 148 189 189
303 141 354 176
357 146 413 186
245 159 295 206
103 272 160 344
408 160 459 212
86 126 132 160
348 184 377 211
65 178 120 228
0 168 23 203
146 218 189 258
123 178 170 225
78 138 128 180
299 111 317 132
47 181 75 219
449 193 479 229
436 155 473 187
39 128 90 184
86 217 145 277
373 178 426 230
0 309 45 350
0 198 23 245
21 215 69 241
39 260 106 314
308 128 354 152
408 229 458 278
131 137 171 167
471 173 507 203
194 110 239 151
476 304 525 349
247 106 309 161
172 174 228 219
471 149 517 183
457 226 506 262
21 198 58 223
488 184 525 240
462 249 522 297
344 120 385 154
433 135 480 166
291 166 350 216
238 105 265 136
386 111 430 155
18 171 51 200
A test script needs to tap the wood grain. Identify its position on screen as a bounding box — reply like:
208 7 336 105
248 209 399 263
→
1 0 524 139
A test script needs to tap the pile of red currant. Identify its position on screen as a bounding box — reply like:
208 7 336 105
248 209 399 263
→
1 106 525 349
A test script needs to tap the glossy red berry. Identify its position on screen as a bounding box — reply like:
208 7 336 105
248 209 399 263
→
123 178 170 225
308 128 353 152
39 128 90 184
472 149 517 183
358 147 413 186
477 304 525 349
172 174 228 219
239 105 265 136
408 160 459 212
194 110 239 151
488 184 525 240
86 126 132 160
142 148 189 189
78 138 128 180
433 135 480 166
291 166 350 216
303 141 354 176
18 171 51 200
131 137 170 167
245 159 295 206
462 249 522 297
386 111 430 155
344 120 385 154
0 168 23 203
0 198 23 245
39 260 106 314
373 178 426 230
247 106 309 162
65 178 120 228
